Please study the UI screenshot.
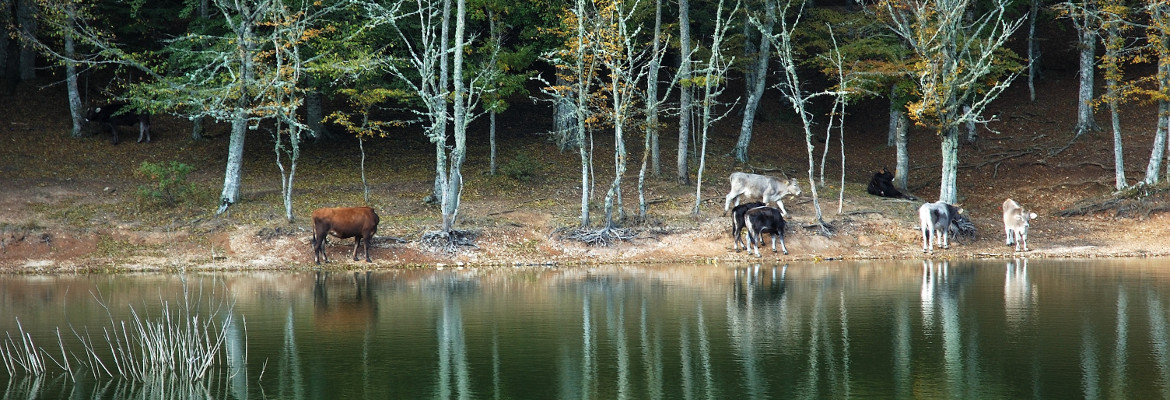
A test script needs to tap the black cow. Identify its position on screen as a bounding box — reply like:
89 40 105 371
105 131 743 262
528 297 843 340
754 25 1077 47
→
866 167 915 200
85 102 151 145
744 206 788 257
730 201 766 251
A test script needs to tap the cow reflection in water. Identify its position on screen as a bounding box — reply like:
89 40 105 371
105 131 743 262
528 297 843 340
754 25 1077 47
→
313 271 377 332
732 264 788 309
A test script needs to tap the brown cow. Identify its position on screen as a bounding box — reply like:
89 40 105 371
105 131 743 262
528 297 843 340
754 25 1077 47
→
311 207 380 264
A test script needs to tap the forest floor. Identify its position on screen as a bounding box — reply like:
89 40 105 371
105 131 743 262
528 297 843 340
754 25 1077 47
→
2 66 1170 272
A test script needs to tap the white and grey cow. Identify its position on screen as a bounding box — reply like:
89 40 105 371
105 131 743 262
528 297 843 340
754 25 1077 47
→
723 172 802 217
1002 198 1038 252
918 201 967 253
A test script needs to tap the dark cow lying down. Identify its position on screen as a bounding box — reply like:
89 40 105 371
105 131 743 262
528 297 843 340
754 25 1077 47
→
311 206 380 264
866 167 915 200
85 102 151 145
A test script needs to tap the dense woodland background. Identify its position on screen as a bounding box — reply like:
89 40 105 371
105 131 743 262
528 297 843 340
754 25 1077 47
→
2 0 1170 247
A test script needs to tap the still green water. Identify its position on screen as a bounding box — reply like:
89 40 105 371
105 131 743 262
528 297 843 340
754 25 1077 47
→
2 259 1169 399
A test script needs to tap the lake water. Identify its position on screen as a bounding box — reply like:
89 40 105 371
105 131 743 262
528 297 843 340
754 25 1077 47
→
2 259 1170 399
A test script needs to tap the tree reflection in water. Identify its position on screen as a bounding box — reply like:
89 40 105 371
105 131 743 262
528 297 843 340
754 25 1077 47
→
5 260 1170 398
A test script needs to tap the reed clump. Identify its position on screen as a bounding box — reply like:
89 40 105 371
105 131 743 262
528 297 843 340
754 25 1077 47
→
0 294 240 384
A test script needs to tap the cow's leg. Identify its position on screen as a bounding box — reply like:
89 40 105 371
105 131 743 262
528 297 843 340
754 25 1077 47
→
752 229 762 257
769 233 777 253
724 192 740 214
778 233 788 255
922 228 930 253
732 222 744 251
363 235 373 262
137 119 150 143
314 234 329 264
776 200 788 218
941 227 950 249
109 125 120 145
312 235 320 264
1005 226 1014 246
352 237 362 261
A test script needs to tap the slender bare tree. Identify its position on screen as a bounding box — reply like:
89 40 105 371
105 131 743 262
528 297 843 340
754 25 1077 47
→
693 0 740 215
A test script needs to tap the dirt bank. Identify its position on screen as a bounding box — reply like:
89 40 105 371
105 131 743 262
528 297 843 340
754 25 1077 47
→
3 68 1170 272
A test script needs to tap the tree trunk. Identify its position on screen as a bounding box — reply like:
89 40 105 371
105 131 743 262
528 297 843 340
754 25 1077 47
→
554 75 577 150
604 121 625 228
1027 0 1040 103
645 0 662 178
894 110 909 192
16 0 35 80
489 110 497 175
1074 11 1098 137
1106 25 1126 191
964 104 977 143
638 125 651 218
888 106 898 148
306 89 326 139
442 0 468 233
1109 94 1125 190
735 0 775 163
639 0 663 216
574 0 590 227
431 0 451 204
676 0 692 185
218 112 247 214
1144 101 1168 185
217 6 256 215
938 126 960 204
64 3 82 138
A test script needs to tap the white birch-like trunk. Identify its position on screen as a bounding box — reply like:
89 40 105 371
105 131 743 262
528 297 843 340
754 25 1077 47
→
939 126 960 204
64 3 83 138
1106 25 1126 191
1145 34 1170 185
647 0 663 177
554 75 578 150
1027 0 1039 103
964 104 976 143
441 0 468 233
894 111 909 192
639 0 663 217
1074 11 1098 137
489 111 497 175
574 0 590 227
432 0 452 204
217 3 256 215
1143 101 1168 185
676 0 692 185
692 0 735 216
218 112 247 214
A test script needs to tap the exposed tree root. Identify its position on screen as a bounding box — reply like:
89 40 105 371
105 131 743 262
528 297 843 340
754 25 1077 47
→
1058 183 1170 218
950 216 977 243
420 229 479 254
558 227 640 247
